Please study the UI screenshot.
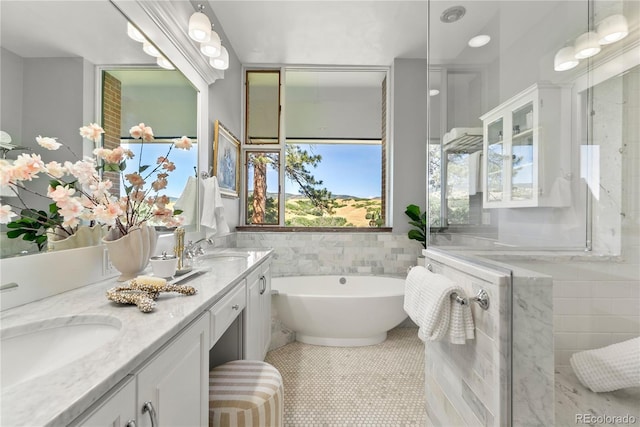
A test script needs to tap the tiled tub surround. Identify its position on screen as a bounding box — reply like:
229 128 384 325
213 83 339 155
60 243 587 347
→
422 249 554 427
0 248 272 426
236 231 422 276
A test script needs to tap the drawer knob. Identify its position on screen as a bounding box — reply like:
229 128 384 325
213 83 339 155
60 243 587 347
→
231 304 240 310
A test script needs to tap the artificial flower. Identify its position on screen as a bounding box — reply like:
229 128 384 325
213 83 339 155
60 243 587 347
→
4 121 190 250
0 204 17 224
36 136 62 150
129 123 154 142
174 136 193 150
45 161 66 178
12 153 45 181
79 123 105 143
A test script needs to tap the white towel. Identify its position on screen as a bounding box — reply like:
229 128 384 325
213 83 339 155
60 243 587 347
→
173 176 200 226
468 151 482 196
200 176 230 235
403 266 475 344
570 337 640 392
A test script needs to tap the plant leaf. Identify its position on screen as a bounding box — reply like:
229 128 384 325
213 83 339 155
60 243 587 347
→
139 164 149 173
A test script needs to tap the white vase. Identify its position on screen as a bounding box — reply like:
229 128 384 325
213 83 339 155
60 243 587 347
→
47 225 104 252
103 223 158 282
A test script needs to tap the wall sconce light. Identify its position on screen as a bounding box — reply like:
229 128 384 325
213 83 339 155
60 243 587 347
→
188 4 211 43
429 89 440 96
157 56 175 70
200 25 222 58
210 46 229 70
597 14 628 45
554 46 579 71
574 31 601 59
143 40 161 57
127 22 146 43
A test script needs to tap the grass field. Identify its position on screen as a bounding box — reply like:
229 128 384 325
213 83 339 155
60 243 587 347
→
285 197 382 227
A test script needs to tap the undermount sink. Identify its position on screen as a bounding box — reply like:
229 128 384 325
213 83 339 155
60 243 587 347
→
202 252 249 262
1 315 121 389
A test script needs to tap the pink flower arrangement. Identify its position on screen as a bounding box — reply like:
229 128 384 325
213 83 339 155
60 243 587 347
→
0 122 192 249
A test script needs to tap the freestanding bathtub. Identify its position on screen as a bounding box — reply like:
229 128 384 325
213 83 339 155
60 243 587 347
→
271 275 407 347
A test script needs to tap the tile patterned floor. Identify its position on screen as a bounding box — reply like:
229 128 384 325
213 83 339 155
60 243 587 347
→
265 327 427 427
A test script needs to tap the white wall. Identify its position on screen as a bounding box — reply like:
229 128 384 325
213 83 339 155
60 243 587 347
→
19 57 88 212
1 48 24 145
392 58 428 234
208 14 243 232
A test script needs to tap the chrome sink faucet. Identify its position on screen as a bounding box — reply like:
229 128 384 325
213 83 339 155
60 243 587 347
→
184 237 213 263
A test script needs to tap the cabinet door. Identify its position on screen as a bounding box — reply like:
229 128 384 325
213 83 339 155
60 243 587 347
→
244 270 262 360
137 314 210 427
260 265 272 357
73 376 136 427
510 99 535 203
486 117 505 204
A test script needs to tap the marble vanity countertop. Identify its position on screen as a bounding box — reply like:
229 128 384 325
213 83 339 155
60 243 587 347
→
0 248 273 427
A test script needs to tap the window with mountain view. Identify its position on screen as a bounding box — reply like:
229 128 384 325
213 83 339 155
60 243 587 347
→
244 69 387 228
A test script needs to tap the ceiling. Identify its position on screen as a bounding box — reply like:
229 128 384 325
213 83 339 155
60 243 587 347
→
208 1 428 66
0 0 153 65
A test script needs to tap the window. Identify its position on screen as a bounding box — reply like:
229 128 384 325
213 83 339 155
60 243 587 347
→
243 69 388 228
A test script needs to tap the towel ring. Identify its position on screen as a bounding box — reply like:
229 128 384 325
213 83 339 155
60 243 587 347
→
451 289 490 310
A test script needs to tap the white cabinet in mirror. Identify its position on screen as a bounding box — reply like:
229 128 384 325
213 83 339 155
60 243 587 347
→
0 0 200 259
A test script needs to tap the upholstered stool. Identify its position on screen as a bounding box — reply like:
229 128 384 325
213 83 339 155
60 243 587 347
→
209 360 284 427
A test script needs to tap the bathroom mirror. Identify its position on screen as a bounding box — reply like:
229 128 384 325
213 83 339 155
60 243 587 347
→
0 0 199 257
100 68 198 227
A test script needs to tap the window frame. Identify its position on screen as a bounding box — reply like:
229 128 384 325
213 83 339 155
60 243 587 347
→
241 66 391 230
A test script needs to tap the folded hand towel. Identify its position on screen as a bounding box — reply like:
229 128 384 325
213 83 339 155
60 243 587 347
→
173 176 200 226
468 151 482 196
200 176 230 235
570 337 640 392
403 266 475 344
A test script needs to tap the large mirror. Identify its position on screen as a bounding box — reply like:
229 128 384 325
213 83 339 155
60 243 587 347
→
0 0 199 257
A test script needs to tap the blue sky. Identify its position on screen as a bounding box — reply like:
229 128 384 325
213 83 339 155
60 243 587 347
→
285 144 382 198
247 144 382 199
121 142 197 199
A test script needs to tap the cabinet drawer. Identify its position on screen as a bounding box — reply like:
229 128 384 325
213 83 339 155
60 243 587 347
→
210 283 246 345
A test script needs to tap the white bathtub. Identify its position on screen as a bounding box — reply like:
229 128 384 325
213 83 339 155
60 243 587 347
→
271 275 407 347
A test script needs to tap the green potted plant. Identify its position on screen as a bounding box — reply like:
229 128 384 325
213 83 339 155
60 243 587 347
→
405 204 427 249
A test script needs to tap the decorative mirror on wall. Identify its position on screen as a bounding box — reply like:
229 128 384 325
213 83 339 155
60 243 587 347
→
213 120 240 198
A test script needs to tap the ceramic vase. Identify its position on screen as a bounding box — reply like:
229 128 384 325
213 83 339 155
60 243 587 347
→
47 225 104 252
103 222 158 281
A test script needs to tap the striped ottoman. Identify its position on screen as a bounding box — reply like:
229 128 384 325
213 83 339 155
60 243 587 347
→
209 360 284 427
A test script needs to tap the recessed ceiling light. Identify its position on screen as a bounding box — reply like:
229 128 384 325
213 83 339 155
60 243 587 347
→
468 35 491 48
429 89 440 96
440 6 466 24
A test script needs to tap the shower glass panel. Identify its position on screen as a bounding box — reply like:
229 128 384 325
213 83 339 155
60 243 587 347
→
428 0 639 426
428 0 596 250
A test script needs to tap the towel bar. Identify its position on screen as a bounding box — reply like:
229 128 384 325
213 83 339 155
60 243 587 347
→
451 289 490 310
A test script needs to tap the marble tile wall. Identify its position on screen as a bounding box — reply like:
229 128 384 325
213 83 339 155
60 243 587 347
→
423 250 554 427
509 258 640 367
235 231 422 277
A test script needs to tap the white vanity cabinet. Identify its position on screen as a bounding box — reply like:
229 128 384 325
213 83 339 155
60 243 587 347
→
136 313 210 427
244 262 272 360
72 376 137 427
74 313 210 427
480 83 571 208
